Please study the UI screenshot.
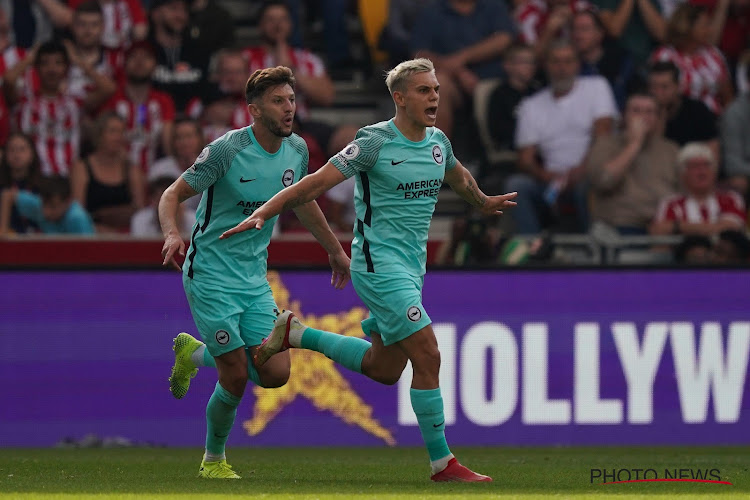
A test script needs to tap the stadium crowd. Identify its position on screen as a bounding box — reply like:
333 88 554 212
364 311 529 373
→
0 0 748 265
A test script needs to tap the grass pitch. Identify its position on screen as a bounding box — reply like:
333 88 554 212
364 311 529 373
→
0 447 747 499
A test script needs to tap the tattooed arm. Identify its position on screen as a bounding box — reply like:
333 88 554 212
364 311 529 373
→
444 161 518 215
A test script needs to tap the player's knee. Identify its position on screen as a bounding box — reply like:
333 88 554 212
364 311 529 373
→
222 366 249 395
412 347 441 375
260 367 290 388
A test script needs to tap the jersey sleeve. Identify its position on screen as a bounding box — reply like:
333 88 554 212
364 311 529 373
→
288 134 309 178
329 127 383 178
181 135 237 193
435 128 457 170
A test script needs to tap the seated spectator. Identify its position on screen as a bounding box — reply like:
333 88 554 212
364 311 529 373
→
673 234 713 263
572 7 638 109
0 132 42 233
187 0 235 55
65 1 124 102
651 142 746 236
436 207 502 266
712 229 750 264
517 0 591 58
507 40 618 234
131 173 195 237
4 40 115 176
587 93 680 234
106 40 175 173
487 44 541 152
69 112 145 233
650 3 733 114
648 60 719 153
592 0 666 67
148 0 210 111
378 0 432 67
0 175 94 235
720 64 750 196
149 117 204 210
66 0 148 50
324 176 355 233
412 0 515 139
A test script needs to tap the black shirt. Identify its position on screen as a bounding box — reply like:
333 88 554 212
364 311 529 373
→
665 97 718 146
487 81 539 151
150 34 210 112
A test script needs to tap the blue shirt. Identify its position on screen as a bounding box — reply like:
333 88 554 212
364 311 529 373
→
14 191 95 234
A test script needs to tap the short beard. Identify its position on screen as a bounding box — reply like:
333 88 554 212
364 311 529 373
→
259 114 292 138
128 74 152 85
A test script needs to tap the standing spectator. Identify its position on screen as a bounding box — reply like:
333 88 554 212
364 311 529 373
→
0 8 39 97
586 93 680 234
148 0 210 111
699 0 750 71
0 0 64 48
3 40 116 176
572 7 638 109
720 64 750 196
516 0 591 58
411 0 515 139
378 0 431 67
651 142 746 236
507 40 618 234
69 112 145 232
0 132 42 232
648 60 719 152
0 175 94 234
187 0 234 56
131 173 194 237
107 40 175 173
67 0 148 50
149 117 203 210
592 0 666 67
650 3 733 113
66 1 124 101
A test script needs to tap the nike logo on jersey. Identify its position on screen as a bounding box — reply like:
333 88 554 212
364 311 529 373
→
433 420 445 428
391 159 407 165
239 178 256 183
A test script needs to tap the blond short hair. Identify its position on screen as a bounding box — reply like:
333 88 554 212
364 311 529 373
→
385 58 435 95
677 142 716 171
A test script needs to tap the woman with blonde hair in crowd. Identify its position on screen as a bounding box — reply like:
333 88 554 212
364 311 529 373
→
70 112 145 233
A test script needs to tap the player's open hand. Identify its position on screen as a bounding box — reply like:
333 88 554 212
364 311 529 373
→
220 215 265 239
329 251 351 290
480 191 518 216
161 232 185 271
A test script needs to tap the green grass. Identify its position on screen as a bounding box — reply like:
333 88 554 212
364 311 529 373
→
0 447 747 499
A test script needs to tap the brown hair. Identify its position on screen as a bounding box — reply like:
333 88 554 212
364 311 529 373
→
244 65 296 104
0 132 42 190
666 3 707 48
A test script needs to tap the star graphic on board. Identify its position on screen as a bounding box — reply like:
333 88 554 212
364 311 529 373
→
242 271 396 446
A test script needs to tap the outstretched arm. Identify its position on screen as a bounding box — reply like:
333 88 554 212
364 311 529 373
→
220 162 346 238
293 201 351 289
444 161 517 215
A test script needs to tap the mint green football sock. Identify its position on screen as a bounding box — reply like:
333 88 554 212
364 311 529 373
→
410 387 451 461
205 382 241 457
300 327 370 373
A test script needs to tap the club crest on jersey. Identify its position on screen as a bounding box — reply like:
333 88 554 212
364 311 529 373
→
341 143 360 160
432 145 443 164
406 306 422 322
196 146 210 164
282 169 295 187
215 329 230 345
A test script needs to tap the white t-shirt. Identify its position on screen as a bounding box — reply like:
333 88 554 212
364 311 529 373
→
130 206 196 238
325 176 356 225
515 76 618 174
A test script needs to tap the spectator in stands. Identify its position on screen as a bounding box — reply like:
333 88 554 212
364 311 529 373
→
587 93 680 234
436 206 502 265
107 40 175 173
285 0 353 75
507 40 618 234
148 0 210 111
0 92 7 147
702 0 750 71
516 0 590 58
1 0 65 48
0 132 42 233
720 63 750 196
673 234 713 263
65 1 124 102
0 174 94 235
378 0 431 67
712 229 750 264
131 173 194 237
572 7 638 109
69 112 145 233
592 0 666 67
651 142 746 236
187 0 234 55
411 0 515 139
64 0 148 50
487 44 541 153
648 61 719 153
650 3 733 114
0 7 37 94
149 117 203 210
324 176 355 233
3 39 116 177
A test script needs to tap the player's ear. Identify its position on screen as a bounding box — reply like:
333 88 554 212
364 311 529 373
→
392 90 406 107
248 102 261 119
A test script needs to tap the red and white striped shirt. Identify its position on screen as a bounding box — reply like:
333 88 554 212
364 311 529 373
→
242 46 326 120
68 0 147 50
515 0 591 45
67 48 124 101
0 46 40 99
14 92 82 176
106 88 175 173
650 45 730 114
655 190 746 226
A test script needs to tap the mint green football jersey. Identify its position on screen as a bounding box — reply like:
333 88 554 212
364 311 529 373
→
181 126 308 289
330 120 457 276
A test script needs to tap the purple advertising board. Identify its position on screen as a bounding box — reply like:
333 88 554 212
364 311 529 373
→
1 269 748 447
